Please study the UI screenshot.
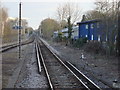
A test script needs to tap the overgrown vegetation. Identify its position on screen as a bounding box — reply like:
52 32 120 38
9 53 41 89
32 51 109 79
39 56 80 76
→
84 0 119 56
0 6 8 37
54 32 63 42
0 4 32 44
39 18 60 39
84 41 106 55
72 38 87 48
39 0 119 57
54 33 117 56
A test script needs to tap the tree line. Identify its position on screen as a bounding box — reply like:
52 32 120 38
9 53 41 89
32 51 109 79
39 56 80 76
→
38 2 81 39
38 0 120 56
0 5 8 37
0 4 33 43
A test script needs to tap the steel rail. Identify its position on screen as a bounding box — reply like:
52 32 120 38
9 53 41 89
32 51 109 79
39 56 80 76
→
0 44 18 52
0 38 34 53
1 43 17 49
39 37 101 90
66 61 101 90
40 38 90 89
37 40 54 90
35 42 41 73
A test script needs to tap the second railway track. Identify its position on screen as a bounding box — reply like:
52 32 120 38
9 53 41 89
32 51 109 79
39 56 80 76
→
35 37 101 90
0 36 35 53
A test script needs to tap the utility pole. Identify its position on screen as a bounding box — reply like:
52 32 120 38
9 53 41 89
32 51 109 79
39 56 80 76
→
19 2 22 59
118 1 120 82
116 1 120 85
117 1 120 56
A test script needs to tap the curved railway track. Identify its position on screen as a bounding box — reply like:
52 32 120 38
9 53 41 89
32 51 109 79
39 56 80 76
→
35 37 101 90
0 36 34 53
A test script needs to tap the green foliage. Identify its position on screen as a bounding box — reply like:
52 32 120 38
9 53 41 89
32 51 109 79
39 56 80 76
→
73 38 88 48
62 36 67 42
58 32 62 36
29 31 33 35
25 29 28 34
67 16 72 39
40 18 60 38
58 32 62 41
54 32 63 42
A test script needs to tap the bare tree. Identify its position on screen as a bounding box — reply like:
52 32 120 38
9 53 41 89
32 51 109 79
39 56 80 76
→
0 1 1 28
0 6 8 37
81 0 118 37
56 2 82 39
85 0 118 55
85 10 101 20
57 3 82 24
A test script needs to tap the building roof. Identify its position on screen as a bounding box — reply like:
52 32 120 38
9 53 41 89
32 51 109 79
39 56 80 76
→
61 26 78 33
61 28 68 32
77 19 100 25
54 31 59 33
53 26 78 34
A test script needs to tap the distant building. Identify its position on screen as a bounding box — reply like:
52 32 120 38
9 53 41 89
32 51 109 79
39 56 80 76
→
53 19 117 43
53 30 59 38
53 26 79 39
71 26 79 39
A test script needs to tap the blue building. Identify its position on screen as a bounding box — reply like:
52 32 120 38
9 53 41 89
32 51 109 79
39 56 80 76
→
77 20 101 41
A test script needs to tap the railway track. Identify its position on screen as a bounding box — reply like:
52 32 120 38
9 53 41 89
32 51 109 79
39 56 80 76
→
0 36 34 53
35 38 101 90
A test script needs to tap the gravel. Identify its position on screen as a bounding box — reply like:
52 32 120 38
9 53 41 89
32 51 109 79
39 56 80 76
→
44 39 119 88
2 45 19 88
15 42 48 89
2 37 119 89
2 41 48 89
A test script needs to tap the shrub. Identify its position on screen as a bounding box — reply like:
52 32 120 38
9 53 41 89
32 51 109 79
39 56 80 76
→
73 37 88 48
54 32 63 42
84 41 105 54
62 36 68 42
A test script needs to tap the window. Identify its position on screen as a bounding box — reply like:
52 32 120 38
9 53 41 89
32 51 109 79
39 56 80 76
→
98 35 101 41
91 24 94 29
97 22 99 28
106 36 108 41
115 35 117 43
91 35 94 40
86 24 88 29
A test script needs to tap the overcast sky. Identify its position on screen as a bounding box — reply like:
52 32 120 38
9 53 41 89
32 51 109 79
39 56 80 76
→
2 0 96 29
